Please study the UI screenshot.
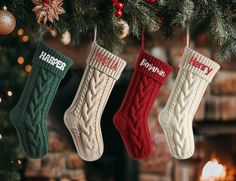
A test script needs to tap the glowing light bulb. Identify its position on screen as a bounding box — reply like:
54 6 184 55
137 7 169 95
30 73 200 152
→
25 65 32 73
17 160 22 165
7 91 13 97
17 56 24 64
22 35 29 42
0 134 2 139
0 97 2 103
17 29 24 36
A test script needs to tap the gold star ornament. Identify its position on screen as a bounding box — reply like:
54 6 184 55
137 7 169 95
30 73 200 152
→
32 0 65 24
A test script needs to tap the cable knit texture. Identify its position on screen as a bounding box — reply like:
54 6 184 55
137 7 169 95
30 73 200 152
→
158 47 220 159
64 42 126 161
10 43 73 158
113 50 173 160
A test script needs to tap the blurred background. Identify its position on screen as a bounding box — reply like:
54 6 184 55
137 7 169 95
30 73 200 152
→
1 27 236 181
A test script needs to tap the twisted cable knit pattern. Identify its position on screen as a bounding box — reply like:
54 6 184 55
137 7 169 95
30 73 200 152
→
10 43 73 158
113 50 173 160
158 47 220 159
64 42 126 161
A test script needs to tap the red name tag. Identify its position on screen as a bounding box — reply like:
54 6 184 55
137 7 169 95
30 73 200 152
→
95 53 119 71
189 57 213 75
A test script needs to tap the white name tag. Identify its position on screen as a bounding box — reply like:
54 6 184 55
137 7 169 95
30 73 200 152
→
140 59 166 77
39 51 66 71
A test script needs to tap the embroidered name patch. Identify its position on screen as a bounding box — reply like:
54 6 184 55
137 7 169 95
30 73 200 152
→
189 57 213 75
140 58 166 77
39 51 66 71
95 53 119 71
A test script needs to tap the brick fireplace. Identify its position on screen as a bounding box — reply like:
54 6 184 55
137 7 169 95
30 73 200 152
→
23 33 236 181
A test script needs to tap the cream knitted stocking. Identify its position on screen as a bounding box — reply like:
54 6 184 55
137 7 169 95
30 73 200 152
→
158 47 220 159
64 42 126 161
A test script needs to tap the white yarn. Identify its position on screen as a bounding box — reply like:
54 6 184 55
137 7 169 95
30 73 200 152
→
64 42 126 161
158 47 220 159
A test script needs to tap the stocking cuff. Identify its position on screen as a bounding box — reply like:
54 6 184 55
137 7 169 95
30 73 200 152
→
33 43 74 78
135 50 173 84
180 47 220 82
86 42 127 80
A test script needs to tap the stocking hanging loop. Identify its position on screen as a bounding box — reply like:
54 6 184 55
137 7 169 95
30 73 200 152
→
93 26 97 42
186 22 190 47
142 28 145 50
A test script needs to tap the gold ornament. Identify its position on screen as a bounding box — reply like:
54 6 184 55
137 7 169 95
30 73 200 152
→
61 31 71 45
32 0 65 24
0 6 16 35
117 19 129 39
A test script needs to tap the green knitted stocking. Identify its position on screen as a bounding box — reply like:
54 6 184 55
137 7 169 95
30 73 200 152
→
10 43 73 158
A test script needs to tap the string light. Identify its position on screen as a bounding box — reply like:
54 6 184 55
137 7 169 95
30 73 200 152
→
17 56 24 64
17 29 24 36
22 35 29 42
17 160 22 165
25 65 32 73
0 97 2 103
7 90 13 97
0 134 2 139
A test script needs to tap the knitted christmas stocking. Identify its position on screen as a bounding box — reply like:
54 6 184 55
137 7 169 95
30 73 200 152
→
113 50 173 160
10 43 73 158
158 47 220 159
64 42 126 161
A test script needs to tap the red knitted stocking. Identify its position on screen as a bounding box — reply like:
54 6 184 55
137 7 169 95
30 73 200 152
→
113 50 173 160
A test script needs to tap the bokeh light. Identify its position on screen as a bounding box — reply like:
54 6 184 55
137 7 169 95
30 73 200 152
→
25 65 32 73
7 91 13 97
17 29 24 36
22 35 29 42
17 56 24 64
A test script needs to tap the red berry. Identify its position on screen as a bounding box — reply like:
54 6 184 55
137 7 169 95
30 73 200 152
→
115 2 124 9
145 0 157 3
115 9 123 17
112 0 118 3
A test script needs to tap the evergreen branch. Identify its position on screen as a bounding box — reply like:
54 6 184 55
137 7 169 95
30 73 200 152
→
2 0 236 61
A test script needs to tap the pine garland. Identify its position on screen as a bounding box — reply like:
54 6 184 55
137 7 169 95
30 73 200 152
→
1 0 236 61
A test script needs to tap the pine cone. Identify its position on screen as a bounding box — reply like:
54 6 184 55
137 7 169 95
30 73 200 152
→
32 0 65 24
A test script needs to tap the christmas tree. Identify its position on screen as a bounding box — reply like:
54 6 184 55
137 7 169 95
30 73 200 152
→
0 32 35 180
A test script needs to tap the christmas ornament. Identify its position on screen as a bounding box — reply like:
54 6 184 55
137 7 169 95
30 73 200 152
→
145 0 157 3
158 48 220 159
61 30 71 45
10 43 73 158
115 9 123 17
115 2 124 9
113 50 173 160
112 0 124 17
64 42 127 161
32 0 65 24
0 6 16 35
117 19 129 39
